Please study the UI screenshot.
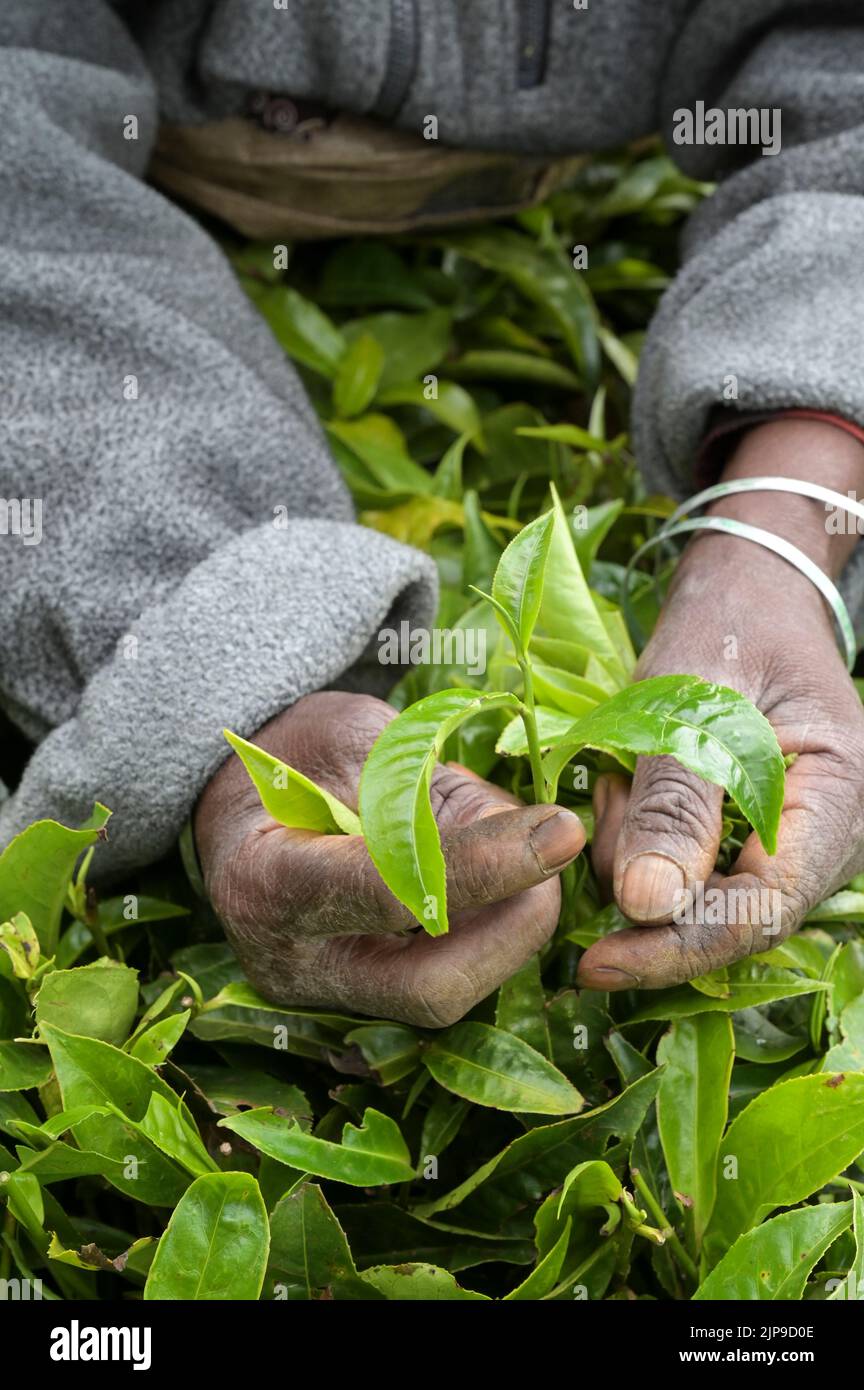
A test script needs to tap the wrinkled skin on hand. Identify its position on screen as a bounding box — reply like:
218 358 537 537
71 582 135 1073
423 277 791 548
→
198 420 864 1018
195 691 584 1027
580 418 864 991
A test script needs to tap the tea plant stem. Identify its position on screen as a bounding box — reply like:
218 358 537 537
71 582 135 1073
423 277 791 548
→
84 907 114 961
834 1175 864 1196
518 661 550 805
631 1167 698 1285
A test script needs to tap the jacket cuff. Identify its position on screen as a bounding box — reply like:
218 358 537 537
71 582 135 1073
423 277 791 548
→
0 519 437 878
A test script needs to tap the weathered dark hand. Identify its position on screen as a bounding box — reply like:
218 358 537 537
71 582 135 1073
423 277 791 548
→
580 418 864 991
195 691 584 1026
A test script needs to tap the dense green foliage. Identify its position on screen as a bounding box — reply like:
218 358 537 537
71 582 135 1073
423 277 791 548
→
1 147 863 1302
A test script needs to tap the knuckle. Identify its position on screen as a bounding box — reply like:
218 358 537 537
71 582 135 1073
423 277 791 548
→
400 961 480 1029
448 843 503 907
627 767 718 851
431 765 501 825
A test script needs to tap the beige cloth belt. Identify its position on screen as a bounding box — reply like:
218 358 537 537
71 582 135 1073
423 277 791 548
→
149 113 585 241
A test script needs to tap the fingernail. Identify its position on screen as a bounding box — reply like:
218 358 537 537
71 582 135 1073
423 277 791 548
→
620 853 685 922
578 963 641 992
531 809 584 873
593 776 609 821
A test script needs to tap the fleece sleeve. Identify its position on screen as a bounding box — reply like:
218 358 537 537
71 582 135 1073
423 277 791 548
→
629 1 864 624
0 2 437 876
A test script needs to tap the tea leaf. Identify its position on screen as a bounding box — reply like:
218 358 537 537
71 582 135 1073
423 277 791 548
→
219 1106 415 1186
704 1073 864 1261
544 675 785 852
490 510 555 653
224 729 360 835
144 1172 269 1300
424 1022 584 1114
657 1014 733 1243
695 1202 852 1300
0 805 111 953
358 688 521 935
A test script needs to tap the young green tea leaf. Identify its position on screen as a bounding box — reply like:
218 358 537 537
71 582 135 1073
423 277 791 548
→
0 913 39 979
424 1022 584 1114
536 486 630 682
378 380 481 438
342 308 451 390
434 229 600 383
258 286 346 377
144 1172 269 1300
128 1010 190 1066
358 688 521 935
414 1070 661 1226
40 1023 193 1206
502 1219 572 1301
544 674 786 852
224 729 360 835
496 705 577 756
327 413 434 495
490 509 555 654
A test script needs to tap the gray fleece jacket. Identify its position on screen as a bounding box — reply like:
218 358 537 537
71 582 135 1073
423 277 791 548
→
1 0 863 876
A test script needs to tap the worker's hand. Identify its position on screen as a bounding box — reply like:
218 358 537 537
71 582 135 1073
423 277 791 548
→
195 691 584 1026
580 418 864 991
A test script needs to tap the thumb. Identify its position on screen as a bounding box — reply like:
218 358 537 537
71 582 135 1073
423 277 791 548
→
443 802 585 913
613 754 724 922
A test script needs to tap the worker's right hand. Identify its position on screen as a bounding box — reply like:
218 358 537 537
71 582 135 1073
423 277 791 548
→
194 690 584 1027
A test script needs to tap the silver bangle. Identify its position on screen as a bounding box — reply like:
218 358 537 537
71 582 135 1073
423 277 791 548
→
623 476 860 671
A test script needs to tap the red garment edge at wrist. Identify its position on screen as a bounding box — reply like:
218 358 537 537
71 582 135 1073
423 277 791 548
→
695 409 864 488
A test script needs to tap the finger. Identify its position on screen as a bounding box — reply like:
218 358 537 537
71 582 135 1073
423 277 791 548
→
612 754 724 923
580 752 859 990
578 873 764 991
590 773 630 899
231 797 583 939
277 878 562 1027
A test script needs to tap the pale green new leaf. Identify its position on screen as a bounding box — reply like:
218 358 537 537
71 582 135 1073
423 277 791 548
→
358 688 521 935
536 485 628 680
224 729 360 835
490 509 555 654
